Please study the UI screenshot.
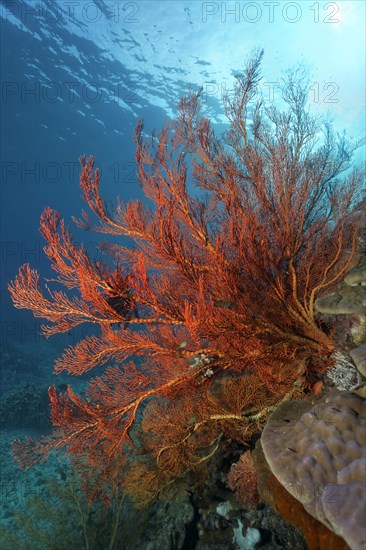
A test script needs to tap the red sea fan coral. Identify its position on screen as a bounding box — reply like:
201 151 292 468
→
8 50 365 504
227 451 260 509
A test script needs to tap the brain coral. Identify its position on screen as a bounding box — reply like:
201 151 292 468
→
261 390 366 550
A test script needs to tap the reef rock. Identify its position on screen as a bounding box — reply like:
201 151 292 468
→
350 343 366 377
314 283 366 315
315 251 366 382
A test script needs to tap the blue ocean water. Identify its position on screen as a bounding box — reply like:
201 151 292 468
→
0 1 365 548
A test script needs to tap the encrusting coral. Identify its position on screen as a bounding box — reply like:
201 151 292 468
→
252 438 350 550
350 344 366 377
260 390 366 549
8 50 365 507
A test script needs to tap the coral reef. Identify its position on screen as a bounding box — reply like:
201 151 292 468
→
315 220 366 385
8 51 365 511
244 249 366 549
326 351 362 391
192 479 307 549
0 464 195 550
253 439 349 550
259 390 366 549
122 374 281 507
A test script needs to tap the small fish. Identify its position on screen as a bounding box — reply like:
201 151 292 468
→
176 341 188 357
177 341 187 349
312 381 323 397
